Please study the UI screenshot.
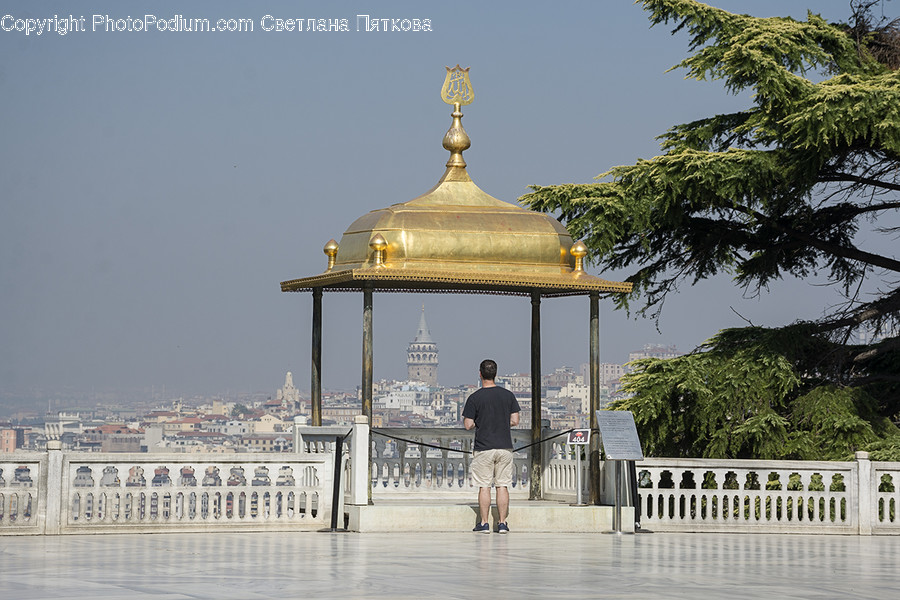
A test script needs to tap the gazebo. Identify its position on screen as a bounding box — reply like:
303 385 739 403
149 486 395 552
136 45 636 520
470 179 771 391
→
281 67 631 502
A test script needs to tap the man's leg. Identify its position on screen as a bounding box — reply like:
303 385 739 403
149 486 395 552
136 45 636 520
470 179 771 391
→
497 485 510 523
478 486 492 524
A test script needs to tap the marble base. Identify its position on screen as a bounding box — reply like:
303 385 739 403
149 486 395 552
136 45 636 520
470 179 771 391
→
1 531 897 599
346 501 632 533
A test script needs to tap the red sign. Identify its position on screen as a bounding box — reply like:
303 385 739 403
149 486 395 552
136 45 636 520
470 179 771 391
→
567 429 590 445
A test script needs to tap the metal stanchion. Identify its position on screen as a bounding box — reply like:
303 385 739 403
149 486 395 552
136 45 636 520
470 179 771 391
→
322 435 348 532
629 460 647 532
575 448 583 506
566 429 590 507
613 460 623 534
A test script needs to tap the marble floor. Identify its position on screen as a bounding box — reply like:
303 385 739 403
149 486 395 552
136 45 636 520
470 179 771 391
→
1 531 898 599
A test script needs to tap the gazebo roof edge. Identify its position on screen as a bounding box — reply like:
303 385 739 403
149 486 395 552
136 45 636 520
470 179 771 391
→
280 267 632 296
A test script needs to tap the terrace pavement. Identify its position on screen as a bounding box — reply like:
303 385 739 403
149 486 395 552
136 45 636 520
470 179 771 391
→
1 530 897 599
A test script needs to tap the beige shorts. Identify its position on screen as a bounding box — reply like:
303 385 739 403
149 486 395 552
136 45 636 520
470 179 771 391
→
471 448 514 488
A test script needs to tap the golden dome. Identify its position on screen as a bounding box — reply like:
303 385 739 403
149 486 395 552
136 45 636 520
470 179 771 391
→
281 70 630 297
332 164 575 275
331 94 576 275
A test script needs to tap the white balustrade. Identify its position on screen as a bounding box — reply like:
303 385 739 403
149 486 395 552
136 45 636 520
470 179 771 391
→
543 440 590 502
633 458 858 534
370 428 534 499
7 424 900 535
873 461 900 532
1 452 331 534
0 457 45 535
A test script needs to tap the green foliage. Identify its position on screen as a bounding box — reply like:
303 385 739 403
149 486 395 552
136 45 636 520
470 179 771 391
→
614 330 898 459
524 0 900 458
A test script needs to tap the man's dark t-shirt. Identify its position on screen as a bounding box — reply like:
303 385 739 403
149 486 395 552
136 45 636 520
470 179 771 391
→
462 386 521 451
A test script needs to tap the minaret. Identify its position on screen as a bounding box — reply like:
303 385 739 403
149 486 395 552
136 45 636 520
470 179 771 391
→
407 306 439 386
276 371 301 411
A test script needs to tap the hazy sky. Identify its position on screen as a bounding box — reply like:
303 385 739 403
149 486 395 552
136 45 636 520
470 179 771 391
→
1 1 878 398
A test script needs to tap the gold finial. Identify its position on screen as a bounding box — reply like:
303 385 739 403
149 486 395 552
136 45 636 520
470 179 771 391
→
441 65 473 169
323 239 338 272
441 65 474 106
570 241 588 272
369 234 388 267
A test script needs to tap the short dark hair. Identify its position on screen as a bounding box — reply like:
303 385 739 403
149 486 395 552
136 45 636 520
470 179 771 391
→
479 359 498 381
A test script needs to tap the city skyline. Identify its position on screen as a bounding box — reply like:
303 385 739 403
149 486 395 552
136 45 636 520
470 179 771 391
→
1 1 865 397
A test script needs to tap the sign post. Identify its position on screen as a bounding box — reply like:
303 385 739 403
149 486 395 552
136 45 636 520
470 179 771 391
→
567 429 590 506
595 411 643 534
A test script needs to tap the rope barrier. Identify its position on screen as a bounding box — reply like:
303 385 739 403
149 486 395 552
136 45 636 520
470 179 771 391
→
371 430 468 453
511 428 575 452
370 428 579 454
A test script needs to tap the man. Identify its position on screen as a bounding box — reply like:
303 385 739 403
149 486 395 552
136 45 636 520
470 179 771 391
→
463 359 521 534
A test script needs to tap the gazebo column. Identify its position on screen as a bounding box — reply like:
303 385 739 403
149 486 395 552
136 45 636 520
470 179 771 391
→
311 288 323 426
529 291 542 500
362 283 374 504
362 283 374 421
589 291 601 505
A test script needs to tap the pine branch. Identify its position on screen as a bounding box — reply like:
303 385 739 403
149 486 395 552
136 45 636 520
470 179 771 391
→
852 336 900 362
730 204 900 274
819 172 900 192
815 289 900 333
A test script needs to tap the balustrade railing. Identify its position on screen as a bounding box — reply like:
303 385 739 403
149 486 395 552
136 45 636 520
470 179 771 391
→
543 439 590 502
1 451 332 535
370 428 535 499
7 424 900 535
295 425 557 500
873 461 900 532
633 457 861 534
0 456 46 534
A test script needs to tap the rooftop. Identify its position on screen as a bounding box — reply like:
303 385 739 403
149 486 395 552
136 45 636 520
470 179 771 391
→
2 531 896 599
281 67 630 297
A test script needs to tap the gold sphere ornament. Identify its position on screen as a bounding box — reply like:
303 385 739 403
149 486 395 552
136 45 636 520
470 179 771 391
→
369 234 388 267
570 241 588 272
323 239 339 271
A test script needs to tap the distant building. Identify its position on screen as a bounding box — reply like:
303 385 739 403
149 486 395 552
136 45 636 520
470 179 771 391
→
242 434 291 452
323 399 362 426
558 382 590 415
81 424 144 453
579 361 627 392
1 428 20 452
628 344 681 363
254 413 289 433
543 366 582 389
498 373 531 396
274 371 302 412
600 363 625 386
407 307 438 386
376 382 431 412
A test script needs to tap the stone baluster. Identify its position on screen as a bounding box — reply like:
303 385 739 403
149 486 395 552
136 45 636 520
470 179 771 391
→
857 452 872 535
397 440 407 488
373 435 387 488
44 430 63 535
416 438 426 488
349 416 370 506
440 444 449 489
797 470 809 492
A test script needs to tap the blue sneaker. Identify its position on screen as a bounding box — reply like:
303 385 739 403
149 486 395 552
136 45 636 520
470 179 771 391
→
497 522 510 534
473 522 490 534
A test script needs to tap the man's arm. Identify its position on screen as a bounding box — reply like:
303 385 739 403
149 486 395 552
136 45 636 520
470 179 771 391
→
509 412 520 427
464 417 476 430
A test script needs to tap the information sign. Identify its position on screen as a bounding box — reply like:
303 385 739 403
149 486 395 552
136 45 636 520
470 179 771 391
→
595 410 644 460
567 429 590 445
